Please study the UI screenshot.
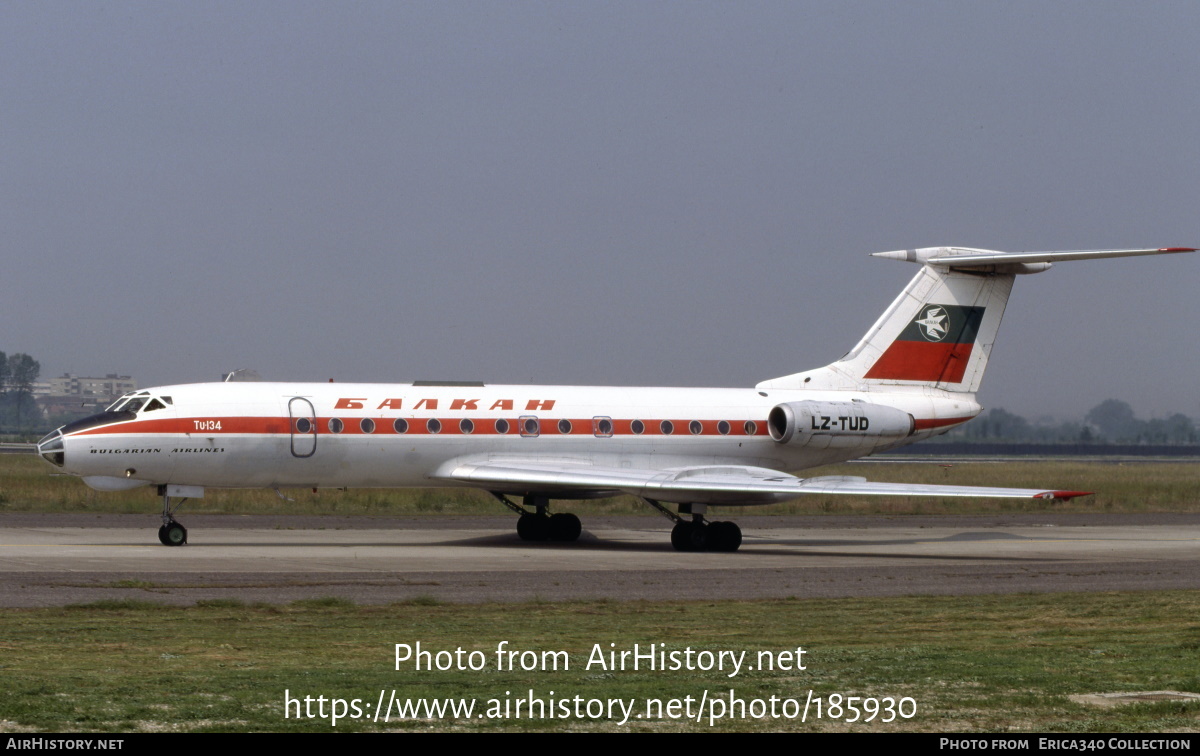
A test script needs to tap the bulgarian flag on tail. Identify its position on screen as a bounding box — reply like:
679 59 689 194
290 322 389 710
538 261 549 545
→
864 304 985 383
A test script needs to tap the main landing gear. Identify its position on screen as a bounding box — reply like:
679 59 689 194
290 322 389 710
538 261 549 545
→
492 494 582 542
491 493 743 552
157 485 188 546
644 500 742 552
670 519 742 553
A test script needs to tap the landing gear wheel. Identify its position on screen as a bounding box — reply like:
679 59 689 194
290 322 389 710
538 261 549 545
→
671 520 740 552
548 513 582 542
671 521 694 551
161 521 187 546
157 488 190 547
516 513 550 541
671 521 709 551
708 521 742 552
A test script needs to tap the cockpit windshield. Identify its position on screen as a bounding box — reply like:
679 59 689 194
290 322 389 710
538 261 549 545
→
53 391 169 439
121 398 147 413
105 391 162 414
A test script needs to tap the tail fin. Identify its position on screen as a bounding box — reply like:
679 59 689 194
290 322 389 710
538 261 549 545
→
757 246 1195 395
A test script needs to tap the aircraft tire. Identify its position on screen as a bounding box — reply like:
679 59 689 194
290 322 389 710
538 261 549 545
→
157 525 170 546
709 521 742 552
517 513 550 541
670 522 694 552
163 521 187 547
687 522 710 552
548 513 581 542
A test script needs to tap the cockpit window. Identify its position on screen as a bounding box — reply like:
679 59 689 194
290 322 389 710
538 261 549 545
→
122 398 146 413
104 393 169 414
105 392 145 412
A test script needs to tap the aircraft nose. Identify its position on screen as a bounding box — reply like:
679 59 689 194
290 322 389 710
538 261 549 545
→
37 429 65 467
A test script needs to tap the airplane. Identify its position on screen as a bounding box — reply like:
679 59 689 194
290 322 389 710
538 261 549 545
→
36 245 1195 552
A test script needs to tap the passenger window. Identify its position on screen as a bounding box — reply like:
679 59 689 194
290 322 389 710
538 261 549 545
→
520 416 540 438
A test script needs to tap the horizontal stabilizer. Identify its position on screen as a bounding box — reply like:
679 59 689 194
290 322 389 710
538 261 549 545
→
873 247 1196 268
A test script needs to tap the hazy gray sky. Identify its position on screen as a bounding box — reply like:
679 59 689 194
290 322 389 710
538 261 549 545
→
4 1 1197 419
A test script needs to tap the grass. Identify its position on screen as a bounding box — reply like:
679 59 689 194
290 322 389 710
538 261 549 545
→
3 455 1199 732
3 454 1199 517
1 592 1198 732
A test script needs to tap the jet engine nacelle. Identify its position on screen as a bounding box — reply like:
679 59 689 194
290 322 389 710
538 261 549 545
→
767 400 915 449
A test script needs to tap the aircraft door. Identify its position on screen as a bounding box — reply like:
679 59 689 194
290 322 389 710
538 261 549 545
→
288 397 317 458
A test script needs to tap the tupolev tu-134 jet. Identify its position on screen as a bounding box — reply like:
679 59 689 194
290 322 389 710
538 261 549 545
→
37 246 1195 552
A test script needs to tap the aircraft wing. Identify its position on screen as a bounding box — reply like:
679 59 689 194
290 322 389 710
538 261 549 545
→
433 458 1089 506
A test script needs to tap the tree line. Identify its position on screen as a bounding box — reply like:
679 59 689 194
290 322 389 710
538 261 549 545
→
0 351 41 431
950 399 1198 445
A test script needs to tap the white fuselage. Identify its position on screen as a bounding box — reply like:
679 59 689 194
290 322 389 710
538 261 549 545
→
53 381 979 493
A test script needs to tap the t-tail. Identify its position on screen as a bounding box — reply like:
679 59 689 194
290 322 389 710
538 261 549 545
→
757 246 1195 396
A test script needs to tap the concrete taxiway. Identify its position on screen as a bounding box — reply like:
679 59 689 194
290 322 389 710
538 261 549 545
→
1 513 1197 606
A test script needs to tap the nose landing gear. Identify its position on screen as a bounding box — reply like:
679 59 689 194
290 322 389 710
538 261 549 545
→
157 485 189 546
158 520 188 546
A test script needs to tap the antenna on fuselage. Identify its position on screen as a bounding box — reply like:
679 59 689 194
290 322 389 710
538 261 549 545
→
222 369 262 382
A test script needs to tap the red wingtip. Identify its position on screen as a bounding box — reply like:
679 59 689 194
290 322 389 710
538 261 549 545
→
1035 490 1093 501
1158 247 1197 252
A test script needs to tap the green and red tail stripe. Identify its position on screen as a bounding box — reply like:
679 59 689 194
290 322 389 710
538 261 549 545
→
865 304 985 383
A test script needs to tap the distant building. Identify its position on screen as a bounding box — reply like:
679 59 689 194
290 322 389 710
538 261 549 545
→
34 373 138 418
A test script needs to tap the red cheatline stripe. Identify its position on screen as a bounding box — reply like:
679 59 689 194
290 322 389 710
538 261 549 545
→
912 416 975 431
865 341 974 383
73 417 771 437
72 415 969 437
75 417 290 436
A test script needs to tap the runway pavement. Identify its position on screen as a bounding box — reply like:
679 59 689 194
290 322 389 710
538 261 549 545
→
1 513 1198 606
